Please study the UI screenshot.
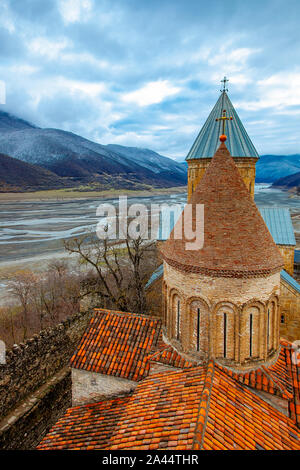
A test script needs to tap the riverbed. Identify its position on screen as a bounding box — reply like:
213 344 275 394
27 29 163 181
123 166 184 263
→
0 184 299 305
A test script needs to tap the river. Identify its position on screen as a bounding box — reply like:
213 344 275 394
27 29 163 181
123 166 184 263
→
0 184 299 304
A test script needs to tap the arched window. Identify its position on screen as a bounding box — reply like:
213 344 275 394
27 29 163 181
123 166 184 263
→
197 308 201 352
223 313 227 358
249 313 253 357
215 304 235 360
189 299 209 356
267 309 270 349
267 301 277 352
176 300 180 340
162 283 167 325
170 292 180 339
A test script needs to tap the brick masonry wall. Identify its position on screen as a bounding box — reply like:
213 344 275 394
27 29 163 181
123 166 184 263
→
280 279 300 342
163 262 281 370
72 368 137 406
187 157 257 199
0 310 91 419
145 276 163 317
278 245 295 276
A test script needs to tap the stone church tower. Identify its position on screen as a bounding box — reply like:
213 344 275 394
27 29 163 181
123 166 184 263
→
186 78 259 200
161 139 284 371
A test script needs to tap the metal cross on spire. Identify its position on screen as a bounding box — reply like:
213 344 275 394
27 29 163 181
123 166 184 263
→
216 109 233 141
220 76 229 92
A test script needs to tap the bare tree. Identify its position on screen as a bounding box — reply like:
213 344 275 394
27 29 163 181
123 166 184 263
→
5 263 81 343
8 271 37 340
64 234 157 313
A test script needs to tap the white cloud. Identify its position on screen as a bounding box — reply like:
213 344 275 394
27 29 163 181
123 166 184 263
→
0 1 15 33
45 77 106 99
58 0 93 24
28 37 71 60
236 72 300 111
209 47 260 67
122 80 181 107
10 65 39 75
61 51 124 72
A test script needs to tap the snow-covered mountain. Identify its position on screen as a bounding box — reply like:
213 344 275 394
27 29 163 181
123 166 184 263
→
256 154 300 182
0 152 66 192
0 110 187 190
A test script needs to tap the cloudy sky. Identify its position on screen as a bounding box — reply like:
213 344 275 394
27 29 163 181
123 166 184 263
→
0 0 299 158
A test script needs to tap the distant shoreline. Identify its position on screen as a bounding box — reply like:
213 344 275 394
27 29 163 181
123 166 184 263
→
0 186 187 202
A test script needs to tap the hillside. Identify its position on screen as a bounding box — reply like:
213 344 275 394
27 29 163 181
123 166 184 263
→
256 154 300 182
272 171 300 193
0 153 67 192
0 110 187 191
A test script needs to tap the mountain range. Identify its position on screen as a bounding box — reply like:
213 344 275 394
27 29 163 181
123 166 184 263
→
0 109 299 193
0 153 66 192
255 154 300 183
272 171 300 193
0 110 187 192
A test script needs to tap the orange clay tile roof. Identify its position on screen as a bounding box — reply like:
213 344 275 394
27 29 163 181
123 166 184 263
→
281 340 300 428
37 396 130 451
38 361 300 451
198 363 300 450
38 366 207 451
70 309 161 381
160 142 283 278
148 345 198 369
218 340 300 428
218 353 293 400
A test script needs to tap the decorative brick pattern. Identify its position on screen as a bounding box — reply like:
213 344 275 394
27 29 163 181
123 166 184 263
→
163 262 281 369
161 143 283 278
280 278 300 342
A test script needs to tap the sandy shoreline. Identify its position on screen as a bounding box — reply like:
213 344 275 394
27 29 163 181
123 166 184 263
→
0 186 187 202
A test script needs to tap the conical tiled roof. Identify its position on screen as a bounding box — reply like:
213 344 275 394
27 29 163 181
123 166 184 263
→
186 91 259 160
161 143 283 278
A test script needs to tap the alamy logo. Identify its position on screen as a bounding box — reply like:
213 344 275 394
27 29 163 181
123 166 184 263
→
95 196 204 250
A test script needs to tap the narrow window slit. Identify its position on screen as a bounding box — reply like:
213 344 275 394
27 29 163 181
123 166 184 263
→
249 313 253 357
223 313 227 358
177 300 180 340
197 308 200 352
267 309 270 349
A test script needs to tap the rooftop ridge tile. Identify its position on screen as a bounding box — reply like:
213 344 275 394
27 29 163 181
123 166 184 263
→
192 360 215 450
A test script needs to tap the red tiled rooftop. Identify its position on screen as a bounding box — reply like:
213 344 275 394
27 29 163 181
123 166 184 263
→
38 360 300 451
161 142 283 278
70 308 162 381
199 364 300 450
37 396 130 451
148 345 198 369
38 366 207 451
218 340 300 428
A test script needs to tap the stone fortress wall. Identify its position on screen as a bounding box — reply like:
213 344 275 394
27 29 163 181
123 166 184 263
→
0 310 91 449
